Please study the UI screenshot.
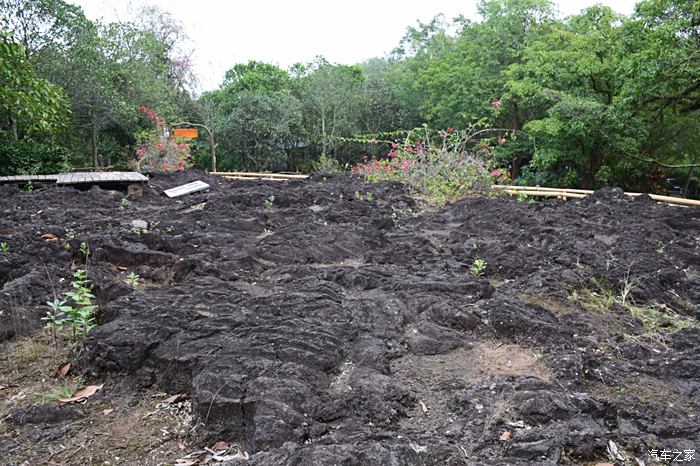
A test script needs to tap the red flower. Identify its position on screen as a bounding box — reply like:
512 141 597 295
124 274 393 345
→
491 100 501 109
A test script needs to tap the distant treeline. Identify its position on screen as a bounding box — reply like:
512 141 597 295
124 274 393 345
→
1 0 698 194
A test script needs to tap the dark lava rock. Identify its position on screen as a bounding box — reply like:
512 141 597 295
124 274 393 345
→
1 171 698 464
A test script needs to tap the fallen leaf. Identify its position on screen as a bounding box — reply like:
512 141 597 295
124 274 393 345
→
177 442 187 451
162 393 188 404
607 439 624 462
59 384 103 403
41 233 58 240
499 431 512 441
418 400 429 415
211 441 228 451
117 266 128 271
55 362 71 378
102 408 114 416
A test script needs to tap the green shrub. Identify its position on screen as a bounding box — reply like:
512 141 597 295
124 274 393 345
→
0 137 71 175
352 127 509 204
313 153 343 173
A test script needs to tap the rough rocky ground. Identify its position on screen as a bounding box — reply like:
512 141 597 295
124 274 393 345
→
0 170 698 465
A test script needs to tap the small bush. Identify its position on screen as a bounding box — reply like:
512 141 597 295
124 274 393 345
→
352 126 509 204
130 106 193 173
313 153 343 173
0 137 71 176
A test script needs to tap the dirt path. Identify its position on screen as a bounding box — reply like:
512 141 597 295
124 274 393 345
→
1 171 698 465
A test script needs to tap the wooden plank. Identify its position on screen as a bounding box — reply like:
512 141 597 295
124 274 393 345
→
505 190 587 199
164 180 210 198
502 187 699 207
56 171 147 185
493 185 594 194
211 171 308 179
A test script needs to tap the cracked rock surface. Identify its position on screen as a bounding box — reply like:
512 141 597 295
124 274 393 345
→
1 171 698 464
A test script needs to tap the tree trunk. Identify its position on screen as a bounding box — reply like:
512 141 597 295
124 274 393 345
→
91 123 99 171
511 155 523 180
321 113 327 157
683 166 695 198
10 118 18 140
210 128 217 172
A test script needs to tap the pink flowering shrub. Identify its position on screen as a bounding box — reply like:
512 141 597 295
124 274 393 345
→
130 106 193 173
352 126 510 204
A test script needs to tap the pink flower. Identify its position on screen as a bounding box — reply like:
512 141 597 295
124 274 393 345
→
447 127 454 133
387 151 397 158
491 100 501 109
401 161 410 170
391 143 398 149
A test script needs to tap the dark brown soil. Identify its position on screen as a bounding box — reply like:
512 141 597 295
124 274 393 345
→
1 171 698 465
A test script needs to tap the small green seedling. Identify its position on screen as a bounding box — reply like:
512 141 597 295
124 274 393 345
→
354 191 362 200
470 258 487 276
79 241 90 258
127 272 140 287
264 195 275 210
43 299 69 344
365 192 374 202
656 242 665 255
119 197 129 210
0 242 8 253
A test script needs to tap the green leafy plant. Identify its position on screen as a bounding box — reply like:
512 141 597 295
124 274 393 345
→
313 153 343 173
365 192 374 202
354 191 361 200
352 126 507 205
79 241 90 258
470 258 487 276
127 272 140 287
0 241 8 253
119 197 129 210
264 195 275 210
42 299 69 346
62 269 97 340
44 269 97 342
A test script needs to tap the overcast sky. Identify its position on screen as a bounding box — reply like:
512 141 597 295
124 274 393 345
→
70 0 639 92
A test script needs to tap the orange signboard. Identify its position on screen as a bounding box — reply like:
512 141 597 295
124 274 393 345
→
174 128 198 139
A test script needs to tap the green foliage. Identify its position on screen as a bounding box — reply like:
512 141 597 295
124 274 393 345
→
43 268 97 342
0 136 71 175
0 242 7 253
127 272 140 287
0 30 69 137
470 258 488 276
352 127 503 204
264 195 275 210
313 153 343 173
2 0 697 191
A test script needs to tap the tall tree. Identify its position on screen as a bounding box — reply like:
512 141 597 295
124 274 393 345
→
296 57 364 158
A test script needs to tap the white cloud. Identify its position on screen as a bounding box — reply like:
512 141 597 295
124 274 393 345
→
70 0 639 91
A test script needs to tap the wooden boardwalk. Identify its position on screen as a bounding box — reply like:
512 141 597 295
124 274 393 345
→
0 172 147 186
0 174 60 182
56 172 148 185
